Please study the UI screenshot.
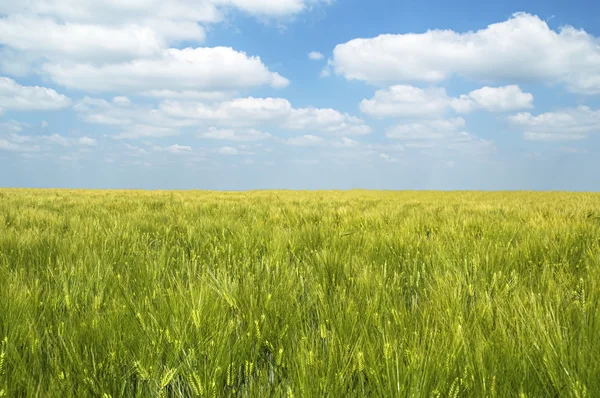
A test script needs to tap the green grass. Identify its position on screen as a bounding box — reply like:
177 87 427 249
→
0 189 599 397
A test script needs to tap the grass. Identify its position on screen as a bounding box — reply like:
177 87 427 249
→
0 189 599 397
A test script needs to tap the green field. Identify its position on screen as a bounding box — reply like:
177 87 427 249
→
0 190 599 397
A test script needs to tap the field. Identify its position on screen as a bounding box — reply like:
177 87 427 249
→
0 189 599 397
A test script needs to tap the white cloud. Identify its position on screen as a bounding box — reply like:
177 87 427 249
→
0 139 19 151
0 132 100 150
379 152 399 162
167 144 192 153
385 117 494 155
112 96 132 106
524 132 588 141
217 146 239 155
162 97 371 135
560 147 588 154
199 127 271 141
360 85 533 118
405 142 435 149
464 85 534 112
443 160 456 168
286 135 324 146
218 0 305 17
360 85 451 118
0 1 222 25
332 137 360 148
0 0 328 26
73 97 191 138
151 144 193 154
162 97 292 126
0 0 333 81
45 133 70 146
44 47 289 93
445 132 495 154
142 90 237 100
286 107 371 135
0 16 175 63
386 118 466 140
41 120 49 128
0 77 71 110
0 120 28 132
509 106 600 141
74 96 370 141
308 51 324 60
332 13 600 94
291 159 320 165
0 136 44 152
78 136 97 146
320 66 331 78
124 143 149 156
116 125 180 139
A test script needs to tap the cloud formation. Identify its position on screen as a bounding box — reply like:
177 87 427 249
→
0 77 71 110
332 13 600 94
44 47 289 93
198 127 272 141
360 85 533 118
509 106 600 141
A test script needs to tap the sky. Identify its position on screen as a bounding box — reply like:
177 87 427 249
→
1 0 600 190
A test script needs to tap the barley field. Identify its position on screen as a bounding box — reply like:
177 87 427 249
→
0 189 598 397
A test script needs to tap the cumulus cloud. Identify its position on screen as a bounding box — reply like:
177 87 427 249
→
0 77 71 110
142 90 237 101
45 133 70 146
385 117 494 155
73 97 192 138
379 153 399 162
0 0 328 25
332 137 360 148
332 13 600 94
462 85 534 112
217 146 239 155
0 120 28 132
78 136 97 146
112 96 132 106
163 97 292 126
0 139 20 151
161 97 371 135
360 86 451 118
285 107 371 135
44 47 289 93
199 127 271 141
0 0 331 82
0 131 98 152
0 16 177 63
524 132 588 141
286 135 324 146
0 136 44 152
219 0 306 17
0 0 222 25
152 144 193 153
115 125 180 139
360 85 533 118
509 106 600 141
308 51 324 60
291 159 319 165
386 118 466 140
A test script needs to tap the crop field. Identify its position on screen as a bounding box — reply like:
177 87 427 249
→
0 189 599 397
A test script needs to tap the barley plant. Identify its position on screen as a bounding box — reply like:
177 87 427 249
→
0 189 599 397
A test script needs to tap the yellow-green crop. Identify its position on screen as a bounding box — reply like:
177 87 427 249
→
0 189 599 396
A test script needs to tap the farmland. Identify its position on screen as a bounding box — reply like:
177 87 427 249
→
0 189 599 397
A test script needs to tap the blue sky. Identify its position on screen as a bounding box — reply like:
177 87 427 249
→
1 0 600 190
